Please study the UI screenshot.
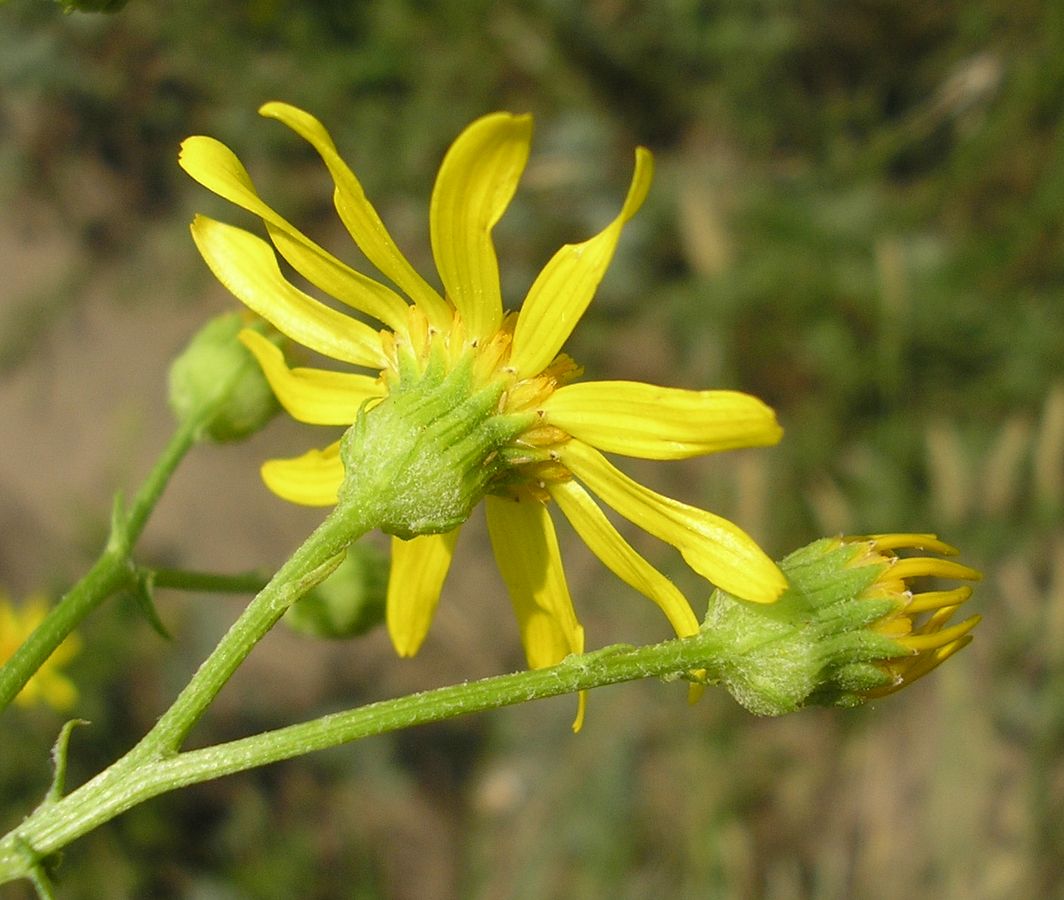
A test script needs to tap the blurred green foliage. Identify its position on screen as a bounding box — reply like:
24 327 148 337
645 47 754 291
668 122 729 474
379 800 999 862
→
1 0 1062 897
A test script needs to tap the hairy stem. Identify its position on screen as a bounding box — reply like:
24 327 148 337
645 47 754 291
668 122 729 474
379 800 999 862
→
0 631 722 885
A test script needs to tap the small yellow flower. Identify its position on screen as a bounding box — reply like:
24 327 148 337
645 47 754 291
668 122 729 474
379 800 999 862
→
1 593 81 711
180 105 786 697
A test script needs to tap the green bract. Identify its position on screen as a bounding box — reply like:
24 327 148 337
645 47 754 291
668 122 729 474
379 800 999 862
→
337 347 533 540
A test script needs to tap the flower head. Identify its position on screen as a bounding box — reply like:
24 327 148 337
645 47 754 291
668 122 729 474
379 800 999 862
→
701 533 981 715
180 104 786 704
1 593 81 711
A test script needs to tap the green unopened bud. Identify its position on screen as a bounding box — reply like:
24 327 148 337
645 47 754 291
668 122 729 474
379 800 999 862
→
168 313 280 442
337 345 533 540
284 541 389 639
700 534 981 715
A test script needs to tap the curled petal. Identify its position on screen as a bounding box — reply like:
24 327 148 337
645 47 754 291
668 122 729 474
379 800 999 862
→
549 479 699 638
559 441 786 603
386 530 461 657
191 216 385 368
258 102 451 328
889 558 983 582
261 442 344 507
543 382 782 459
179 135 410 332
900 615 981 651
239 329 384 425
429 112 533 341
510 148 653 379
857 533 960 556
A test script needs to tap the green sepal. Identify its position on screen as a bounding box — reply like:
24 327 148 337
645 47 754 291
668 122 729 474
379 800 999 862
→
46 719 89 803
127 570 171 641
15 720 90 893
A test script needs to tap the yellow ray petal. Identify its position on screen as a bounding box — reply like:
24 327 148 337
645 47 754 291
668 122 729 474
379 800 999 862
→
238 329 383 426
257 102 451 328
386 530 461 657
901 615 981 651
510 148 653 379
889 557 983 582
179 135 410 333
559 440 786 603
429 112 532 341
191 216 385 369
484 496 584 670
261 441 344 506
485 496 587 731
543 382 782 459
549 479 699 638
859 533 959 556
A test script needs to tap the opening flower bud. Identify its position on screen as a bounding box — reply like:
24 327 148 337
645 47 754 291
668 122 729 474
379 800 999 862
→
700 534 981 716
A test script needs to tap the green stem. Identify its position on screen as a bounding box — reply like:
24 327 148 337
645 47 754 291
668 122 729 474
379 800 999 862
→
0 414 201 714
150 568 269 595
0 489 376 886
0 630 724 885
128 509 357 760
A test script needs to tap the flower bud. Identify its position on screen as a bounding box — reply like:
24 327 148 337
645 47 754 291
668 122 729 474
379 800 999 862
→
284 541 389 639
168 313 280 442
700 534 981 715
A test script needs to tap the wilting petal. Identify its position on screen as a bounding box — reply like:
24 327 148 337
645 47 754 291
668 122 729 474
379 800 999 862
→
543 382 782 459
191 216 385 368
239 329 383 425
549 479 699 638
261 442 344 506
510 148 653 379
386 530 461 657
179 135 410 332
559 440 786 603
484 496 584 669
258 102 451 328
429 112 532 341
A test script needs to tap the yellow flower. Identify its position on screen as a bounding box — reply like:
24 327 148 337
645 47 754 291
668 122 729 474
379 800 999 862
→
180 104 786 696
1 593 81 711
